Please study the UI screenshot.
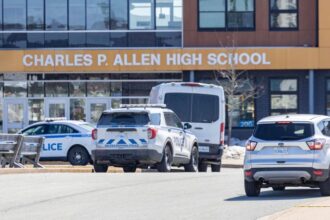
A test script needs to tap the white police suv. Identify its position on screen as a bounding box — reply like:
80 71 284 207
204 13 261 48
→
19 119 96 165
92 104 199 173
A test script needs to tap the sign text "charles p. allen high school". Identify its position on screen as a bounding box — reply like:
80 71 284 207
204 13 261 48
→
22 52 271 68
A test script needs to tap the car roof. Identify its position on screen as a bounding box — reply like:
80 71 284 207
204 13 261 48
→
31 120 90 126
154 82 223 90
258 114 329 124
103 107 171 114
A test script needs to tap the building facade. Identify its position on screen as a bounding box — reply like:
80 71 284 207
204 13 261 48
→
0 0 328 139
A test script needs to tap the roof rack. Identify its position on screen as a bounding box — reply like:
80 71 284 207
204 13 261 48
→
119 104 167 109
44 117 67 122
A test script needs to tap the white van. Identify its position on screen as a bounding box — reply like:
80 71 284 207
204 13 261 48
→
149 82 226 172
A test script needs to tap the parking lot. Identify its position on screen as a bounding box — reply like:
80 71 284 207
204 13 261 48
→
0 168 324 220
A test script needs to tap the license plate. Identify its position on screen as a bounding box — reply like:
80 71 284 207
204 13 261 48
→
199 146 210 153
274 147 288 154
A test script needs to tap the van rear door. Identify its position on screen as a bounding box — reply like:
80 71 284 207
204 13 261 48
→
164 92 221 147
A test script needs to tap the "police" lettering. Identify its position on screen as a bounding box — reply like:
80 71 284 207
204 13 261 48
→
43 143 63 151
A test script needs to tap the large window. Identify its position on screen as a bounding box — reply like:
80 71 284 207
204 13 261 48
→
270 0 298 30
27 0 44 30
199 0 255 30
45 0 68 30
129 0 154 29
87 0 110 30
69 0 86 30
156 0 182 29
3 0 26 30
270 78 298 115
111 0 128 29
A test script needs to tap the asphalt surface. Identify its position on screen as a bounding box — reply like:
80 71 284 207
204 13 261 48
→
0 168 325 220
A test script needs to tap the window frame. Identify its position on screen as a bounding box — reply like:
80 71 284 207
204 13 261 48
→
197 0 256 31
269 0 299 31
269 77 299 115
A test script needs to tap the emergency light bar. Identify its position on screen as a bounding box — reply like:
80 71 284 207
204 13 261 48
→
45 117 67 122
119 104 167 109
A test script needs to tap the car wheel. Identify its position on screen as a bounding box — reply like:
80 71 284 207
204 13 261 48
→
319 174 330 196
68 146 90 166
272 186 285 191
184 146 199 172
93 164 108 173
198 162 208 172
245 180 261 197
123 166 137 173
157 144 172 172
211 163 221 172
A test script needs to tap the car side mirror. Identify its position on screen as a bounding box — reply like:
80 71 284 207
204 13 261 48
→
184 123 192 130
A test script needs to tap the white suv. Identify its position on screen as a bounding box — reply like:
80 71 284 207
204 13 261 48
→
92 104 199 173
244 114 330 197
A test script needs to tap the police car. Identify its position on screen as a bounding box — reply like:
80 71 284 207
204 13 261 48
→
19 118 96 165
92 104 199 173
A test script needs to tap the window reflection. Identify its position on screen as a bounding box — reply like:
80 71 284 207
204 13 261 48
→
129 0 154 29
87 82 110 97
28 82 44 97
27 0 44 30
87 0 110 30
69 0 86 30
111 0 128 29
3 0 26 30
69 82 86 97
156 0 182 29
29 99 44 124
70 99 86 121
4 82 27 97
46 0 67 30
45 82 68 97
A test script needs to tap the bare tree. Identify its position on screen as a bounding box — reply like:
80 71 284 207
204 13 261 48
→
213 40 264 146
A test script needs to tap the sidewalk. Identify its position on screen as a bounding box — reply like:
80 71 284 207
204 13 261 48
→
260 198 330 220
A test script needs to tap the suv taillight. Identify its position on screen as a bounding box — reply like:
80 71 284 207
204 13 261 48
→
92 129 97 140
306 139 325 150
246 140 258 151
148 128 157 139
220 122 225 145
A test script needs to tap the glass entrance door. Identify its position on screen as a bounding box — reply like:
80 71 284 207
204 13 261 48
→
45 99 69 119
86 99 110 124
3 99 28 133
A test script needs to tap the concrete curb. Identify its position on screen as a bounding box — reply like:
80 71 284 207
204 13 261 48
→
259 198 330 220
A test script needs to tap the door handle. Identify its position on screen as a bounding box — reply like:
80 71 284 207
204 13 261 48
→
194 127 203 130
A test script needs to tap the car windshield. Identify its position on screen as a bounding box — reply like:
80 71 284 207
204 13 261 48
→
78 123 95 131
98 112 157 126
254 123 315 141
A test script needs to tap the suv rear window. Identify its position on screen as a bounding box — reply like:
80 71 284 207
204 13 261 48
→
254 123 314 141
98 112 160 126
164 93 219 123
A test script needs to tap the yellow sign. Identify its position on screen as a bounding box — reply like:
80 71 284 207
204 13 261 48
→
0 48 325 73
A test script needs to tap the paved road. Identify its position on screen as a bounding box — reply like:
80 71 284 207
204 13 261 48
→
0 168 325 220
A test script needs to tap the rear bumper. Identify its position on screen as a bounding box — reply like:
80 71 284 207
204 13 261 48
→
199 144 224 163
245 167 330 183
92 148 163 166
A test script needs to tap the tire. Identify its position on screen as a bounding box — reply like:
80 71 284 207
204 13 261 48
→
198 163 208 172
211 163 221 172
184 146 199 172
68 146 90 166
272 186 285 191
245 180 261 197
157 144 172 172
93 164 108 173
123 166 137 173
319 176 330 196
